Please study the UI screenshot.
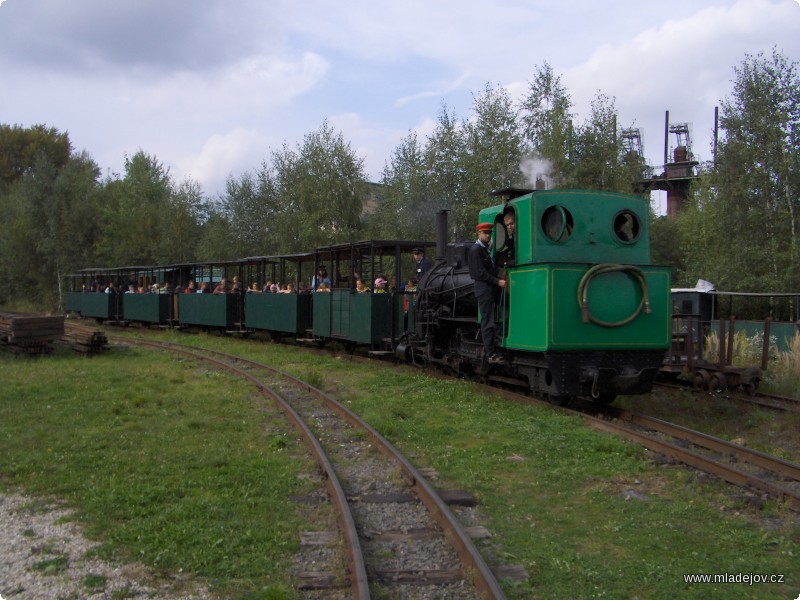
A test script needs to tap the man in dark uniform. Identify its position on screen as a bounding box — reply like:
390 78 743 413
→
412 247 431 279
468 222 507 364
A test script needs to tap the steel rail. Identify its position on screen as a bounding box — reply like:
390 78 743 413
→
188 335 800 517
192 343 507 600
122 338 370 600
611 409 800 482
579 413 800 513
118 337 507 600
743 390 800 412
107 327 798 576
654 380 800 413
486 387 800 513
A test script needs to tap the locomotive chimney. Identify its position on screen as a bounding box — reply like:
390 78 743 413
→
435 210 449 261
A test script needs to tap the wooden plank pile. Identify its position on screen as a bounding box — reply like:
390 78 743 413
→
62 322 109 354
0 313 66 355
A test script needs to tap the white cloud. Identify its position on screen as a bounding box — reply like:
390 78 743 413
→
413 117 439 142
395 72 472 108
176 128 272 198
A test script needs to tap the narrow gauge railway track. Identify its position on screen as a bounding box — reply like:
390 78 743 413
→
267 338 800 513
412 360 800 513
472 382 800 512
656 380 800 413
104 325 800 515
570 399 800 512
110 335 507 600
746 389 800 412
365 348 800 512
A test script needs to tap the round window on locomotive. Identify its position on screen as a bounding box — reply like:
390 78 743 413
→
494 218 508 250
541 205 574 243
613 210 640 244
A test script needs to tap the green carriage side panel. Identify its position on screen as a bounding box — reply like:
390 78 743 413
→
178 294 238 327
347 294 369 342
245 293 312 335
123 294 171 323
373 293 393 344
348 293 392 345
329 291 392 345
312 292 332 338
64 292 83 314
331 290 351 339
81 293 122 320
504 264 671 351
245 294 274 330
406 293 416 332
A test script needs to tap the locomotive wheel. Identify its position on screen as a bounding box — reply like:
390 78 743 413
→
708 372 727 392
741 378 758 395
693 369 710 390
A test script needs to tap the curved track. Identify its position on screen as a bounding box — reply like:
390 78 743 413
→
113 335 508 600
103 324 800 515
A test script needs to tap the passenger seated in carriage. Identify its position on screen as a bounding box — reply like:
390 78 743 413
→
213 278 229 294
374 277 388 293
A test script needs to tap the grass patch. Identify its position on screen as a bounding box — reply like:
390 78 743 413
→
4 329 799 599
82 573 108 593
0 343 319 598
31 555 68 575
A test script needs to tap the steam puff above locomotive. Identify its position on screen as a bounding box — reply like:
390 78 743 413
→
65 188 671 405
407 188 672 404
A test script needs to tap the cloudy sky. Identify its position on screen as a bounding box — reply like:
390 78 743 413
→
1 0 798 204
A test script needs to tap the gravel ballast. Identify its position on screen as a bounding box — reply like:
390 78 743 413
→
0 493 212 600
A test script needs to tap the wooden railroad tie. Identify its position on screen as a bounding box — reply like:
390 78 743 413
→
62 324 109 354
0 313 65 355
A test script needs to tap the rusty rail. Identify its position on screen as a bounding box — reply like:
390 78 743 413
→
117 337 507 599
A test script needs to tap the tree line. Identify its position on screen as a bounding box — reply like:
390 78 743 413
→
0 51 797 312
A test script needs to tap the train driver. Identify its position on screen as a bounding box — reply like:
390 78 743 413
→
496 208 516 268
468 222 507 365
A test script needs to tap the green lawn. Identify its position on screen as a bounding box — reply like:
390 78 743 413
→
1 330 797 599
